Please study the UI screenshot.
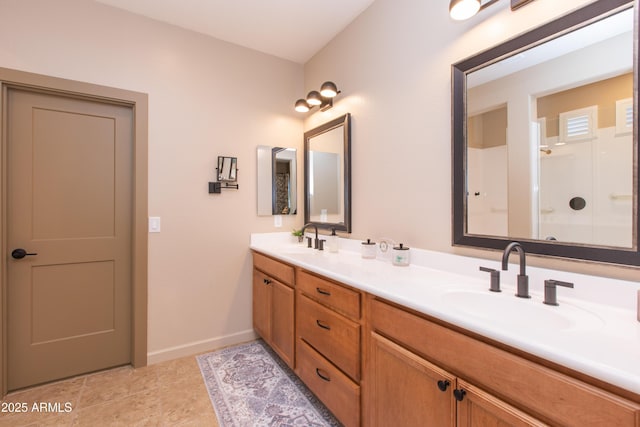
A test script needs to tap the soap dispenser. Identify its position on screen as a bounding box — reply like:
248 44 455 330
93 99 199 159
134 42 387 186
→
328 228 339 253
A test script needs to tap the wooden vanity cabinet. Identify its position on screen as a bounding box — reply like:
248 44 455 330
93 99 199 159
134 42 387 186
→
366 296 640 427
252 250 640 427
295 269 363 427
368 332 543 426
368 332 456 426
251 252 295 368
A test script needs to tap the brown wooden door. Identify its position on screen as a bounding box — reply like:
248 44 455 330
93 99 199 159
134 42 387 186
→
7 87 133 390
368 332 456 427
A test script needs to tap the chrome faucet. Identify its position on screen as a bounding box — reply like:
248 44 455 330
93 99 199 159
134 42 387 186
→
301 223 319 249
501 242 530 298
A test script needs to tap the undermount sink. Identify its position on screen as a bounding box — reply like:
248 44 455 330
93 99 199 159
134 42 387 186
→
439 290 605 331
277 244 327 256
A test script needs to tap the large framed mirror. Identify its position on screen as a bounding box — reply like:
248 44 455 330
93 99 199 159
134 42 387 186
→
304 113 352 232
452 0 639 265
257 146 297 216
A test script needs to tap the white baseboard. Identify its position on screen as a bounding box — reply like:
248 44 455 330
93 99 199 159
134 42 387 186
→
146 329 258 365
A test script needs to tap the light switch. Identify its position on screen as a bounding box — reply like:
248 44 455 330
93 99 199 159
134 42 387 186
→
274 215 283 228
149 217 161 233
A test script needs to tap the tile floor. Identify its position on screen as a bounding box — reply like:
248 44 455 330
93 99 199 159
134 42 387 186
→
0 355 219 426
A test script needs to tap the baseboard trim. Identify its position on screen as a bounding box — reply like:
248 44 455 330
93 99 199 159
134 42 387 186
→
147 329 258 365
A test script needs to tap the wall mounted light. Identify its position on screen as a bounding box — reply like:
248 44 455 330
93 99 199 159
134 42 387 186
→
449 0 497 20
449 0 534 21
294 81 341 113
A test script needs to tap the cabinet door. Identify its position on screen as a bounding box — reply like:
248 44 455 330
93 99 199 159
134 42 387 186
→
368 333 456 427
271 279 294 368
252 269 271 342
456 379 547 427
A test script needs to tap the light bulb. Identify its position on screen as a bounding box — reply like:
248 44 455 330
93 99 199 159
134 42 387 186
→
307 91 322 106
450 0 481 20
320 81 338 98
295 99 310 113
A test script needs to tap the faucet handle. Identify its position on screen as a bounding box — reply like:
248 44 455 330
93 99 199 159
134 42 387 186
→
306 237 313 248
479 266 501 292
544 279 574 306
318 239 326 251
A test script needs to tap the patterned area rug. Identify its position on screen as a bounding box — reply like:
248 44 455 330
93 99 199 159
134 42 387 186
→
197 340 342 426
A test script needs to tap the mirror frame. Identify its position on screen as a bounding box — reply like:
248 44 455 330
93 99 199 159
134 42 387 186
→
304 113 352 232
452 0 640 266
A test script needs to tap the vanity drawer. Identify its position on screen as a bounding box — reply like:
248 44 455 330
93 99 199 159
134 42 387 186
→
296 339 360 427
298 294 360 381
252 251 294 286
370 298 640 427
297 270 360 319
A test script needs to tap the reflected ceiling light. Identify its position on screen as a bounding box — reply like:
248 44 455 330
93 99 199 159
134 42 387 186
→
294 82 341 113
449 0 481 20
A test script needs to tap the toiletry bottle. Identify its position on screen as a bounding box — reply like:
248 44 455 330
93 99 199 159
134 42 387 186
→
328 228 339 253
392 243 410 266
362 239 377 259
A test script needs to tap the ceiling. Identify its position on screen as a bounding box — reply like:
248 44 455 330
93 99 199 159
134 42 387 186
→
93 0 376 64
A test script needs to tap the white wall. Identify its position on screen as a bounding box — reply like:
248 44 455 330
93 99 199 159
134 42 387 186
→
0 0 305 362
539 127 633 247
303 0 639 279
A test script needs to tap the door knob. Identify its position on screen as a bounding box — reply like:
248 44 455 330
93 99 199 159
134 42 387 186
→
11 249 38 259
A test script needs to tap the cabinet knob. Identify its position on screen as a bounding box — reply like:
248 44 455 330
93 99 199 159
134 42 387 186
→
437 380 450 392
453 388 466 402
263 278 272 285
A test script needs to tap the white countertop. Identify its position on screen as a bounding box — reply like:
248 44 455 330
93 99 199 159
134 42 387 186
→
250 232 640 395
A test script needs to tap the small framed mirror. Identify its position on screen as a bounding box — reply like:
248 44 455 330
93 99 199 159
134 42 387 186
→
217 156 237 182
304 113 352 232
257 146 297 215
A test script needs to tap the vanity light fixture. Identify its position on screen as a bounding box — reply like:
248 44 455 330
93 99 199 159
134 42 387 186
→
295 99 310 113
307 91 322 106
449 0 534 21
294 81 341 113
320 81 338 98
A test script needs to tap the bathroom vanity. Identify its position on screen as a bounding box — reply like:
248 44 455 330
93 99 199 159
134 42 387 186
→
250 233 640 426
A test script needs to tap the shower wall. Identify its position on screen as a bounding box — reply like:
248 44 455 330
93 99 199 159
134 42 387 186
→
539 127 633 247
